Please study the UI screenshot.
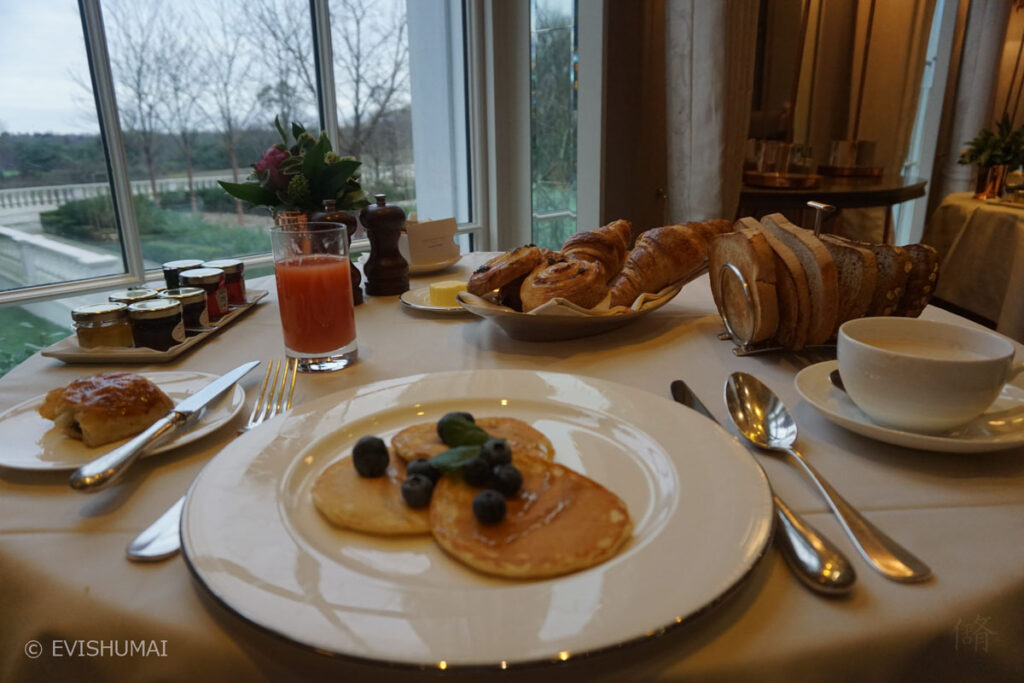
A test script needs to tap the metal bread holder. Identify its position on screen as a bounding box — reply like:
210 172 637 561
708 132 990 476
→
717 202 838 357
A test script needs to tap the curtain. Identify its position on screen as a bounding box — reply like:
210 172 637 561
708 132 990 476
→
664 0 759 223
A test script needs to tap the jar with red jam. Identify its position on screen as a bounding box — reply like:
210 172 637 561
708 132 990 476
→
158 287 209 335
179 267 229 321
202 259 246 307
128 299 186 351
162 259 204 289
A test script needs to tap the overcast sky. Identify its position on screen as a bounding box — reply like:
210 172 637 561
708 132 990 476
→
0 0 97 135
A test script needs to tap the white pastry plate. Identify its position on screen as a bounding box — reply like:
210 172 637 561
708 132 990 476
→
795 361 1024 453
0 370 246 471
399 286 468 314
408 254 461 275
182 369 772 669
40 289 268 364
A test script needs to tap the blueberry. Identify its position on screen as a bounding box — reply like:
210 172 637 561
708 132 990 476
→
473 489 507 524
407 458 440 483
352 435 389 477
401 474 434 508
461 456 493 487
436 411 475 439
492 464 523 496
480 438 511 467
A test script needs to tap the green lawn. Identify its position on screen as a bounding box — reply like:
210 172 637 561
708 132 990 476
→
0 308 71 379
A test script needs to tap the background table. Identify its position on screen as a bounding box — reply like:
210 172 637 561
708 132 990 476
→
924 192 1024 343
2 254 1022 682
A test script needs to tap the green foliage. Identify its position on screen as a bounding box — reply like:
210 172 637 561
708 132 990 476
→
959 114 1024 168
0 308 70 379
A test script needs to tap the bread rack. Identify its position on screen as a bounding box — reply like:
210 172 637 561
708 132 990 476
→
717 201 837 357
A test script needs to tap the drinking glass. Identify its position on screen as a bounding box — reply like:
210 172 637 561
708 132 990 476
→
270 223 357 372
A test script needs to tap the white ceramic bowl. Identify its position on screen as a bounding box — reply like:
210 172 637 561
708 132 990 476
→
837 317 1023 433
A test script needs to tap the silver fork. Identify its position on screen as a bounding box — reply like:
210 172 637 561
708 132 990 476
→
126 359 298 562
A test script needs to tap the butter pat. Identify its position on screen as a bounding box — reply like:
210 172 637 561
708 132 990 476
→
429 280 467 307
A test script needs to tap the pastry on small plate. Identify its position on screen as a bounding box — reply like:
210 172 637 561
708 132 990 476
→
38 372 174 447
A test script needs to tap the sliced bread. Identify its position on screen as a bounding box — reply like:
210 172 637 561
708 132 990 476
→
820 234 877 336
841 239 911 316
743 217 811 350
709 226 779 344
896 243 940 317
760 213 838 345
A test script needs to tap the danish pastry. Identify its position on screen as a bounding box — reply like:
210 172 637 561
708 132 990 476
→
519 256 608 312
467 245 546 296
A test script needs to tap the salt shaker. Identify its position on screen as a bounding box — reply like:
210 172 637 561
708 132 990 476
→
360 194 409 296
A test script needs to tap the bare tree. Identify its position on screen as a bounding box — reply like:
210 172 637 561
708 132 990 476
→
158 5 207 213
332 0 409 158
105 0 168 207
199 0 259 223
244 0 318 128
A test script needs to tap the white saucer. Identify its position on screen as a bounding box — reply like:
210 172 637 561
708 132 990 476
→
399 286 468 314
795 361 1024 453
407 254 461 275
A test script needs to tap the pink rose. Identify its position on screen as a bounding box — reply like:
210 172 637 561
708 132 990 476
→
255 145 289 190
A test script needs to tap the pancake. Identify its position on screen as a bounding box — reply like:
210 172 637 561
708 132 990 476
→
311 453 430 535
430 453 632 579
390 417 555 463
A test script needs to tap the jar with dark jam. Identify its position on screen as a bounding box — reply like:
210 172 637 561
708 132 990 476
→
202 259 246 306
178 267 229 321
162 259 204 289
72 303 134 348
108 288 158 306
158 287 209 335
128 299 186 351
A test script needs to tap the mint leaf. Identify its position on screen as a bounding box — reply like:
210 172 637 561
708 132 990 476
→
438 416 489 447
428 445 481 472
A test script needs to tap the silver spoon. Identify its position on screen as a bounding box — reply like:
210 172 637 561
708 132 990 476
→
671 380 854 595
725 372 932 583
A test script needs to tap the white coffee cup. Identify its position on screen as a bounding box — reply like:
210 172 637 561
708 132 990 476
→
837 317 1024 433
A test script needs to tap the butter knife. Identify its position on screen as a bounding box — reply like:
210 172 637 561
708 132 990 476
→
670 379 856 595
69 361 260 492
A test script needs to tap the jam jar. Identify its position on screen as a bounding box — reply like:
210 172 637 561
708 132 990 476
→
128 299 186 351
71 303 134 348
179 267 229 321
202 259 246 306
158 287 209 334
162 259 204 289
108 288 158 306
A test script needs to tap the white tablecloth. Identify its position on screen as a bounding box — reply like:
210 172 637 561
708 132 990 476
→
924 192 1024 342
2 254 1022 682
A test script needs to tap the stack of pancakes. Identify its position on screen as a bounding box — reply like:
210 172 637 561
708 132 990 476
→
311 417 632 579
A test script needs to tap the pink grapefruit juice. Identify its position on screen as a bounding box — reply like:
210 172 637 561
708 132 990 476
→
274 255 356 353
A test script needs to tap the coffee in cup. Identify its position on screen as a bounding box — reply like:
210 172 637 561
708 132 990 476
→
837 317 1023 433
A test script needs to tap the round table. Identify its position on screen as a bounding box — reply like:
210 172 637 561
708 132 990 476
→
1 253 1022 682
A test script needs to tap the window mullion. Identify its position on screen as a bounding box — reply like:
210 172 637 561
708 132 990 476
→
80 0 145 283
311 0 342 151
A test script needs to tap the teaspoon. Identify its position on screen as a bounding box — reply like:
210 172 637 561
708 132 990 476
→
725 371 932 583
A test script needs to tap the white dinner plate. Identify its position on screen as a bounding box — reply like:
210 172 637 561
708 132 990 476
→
795 361 1024 453
399 286 469 314
0 370 246 471
181 369 773 669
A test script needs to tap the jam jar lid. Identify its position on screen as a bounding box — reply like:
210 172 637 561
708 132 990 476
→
202 259 243 274
72 302 128 323
163 259 204 271
109 288 158 304
179 267 225 285
128 298 183 320
159 287 206 305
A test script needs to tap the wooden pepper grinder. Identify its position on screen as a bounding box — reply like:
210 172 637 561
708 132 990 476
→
361 193 409 296
312 199 363 305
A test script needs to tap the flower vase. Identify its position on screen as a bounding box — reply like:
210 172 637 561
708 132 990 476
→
974 165 1009 200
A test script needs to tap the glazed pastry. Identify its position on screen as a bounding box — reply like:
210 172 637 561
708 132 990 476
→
608 225 707 307
560 219 633 281
38 372 174 448
467 245 546 296
520 256 608 312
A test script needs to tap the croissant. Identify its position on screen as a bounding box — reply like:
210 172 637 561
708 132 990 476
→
520 256 609 312
608 224 709 307
560 219 632 281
